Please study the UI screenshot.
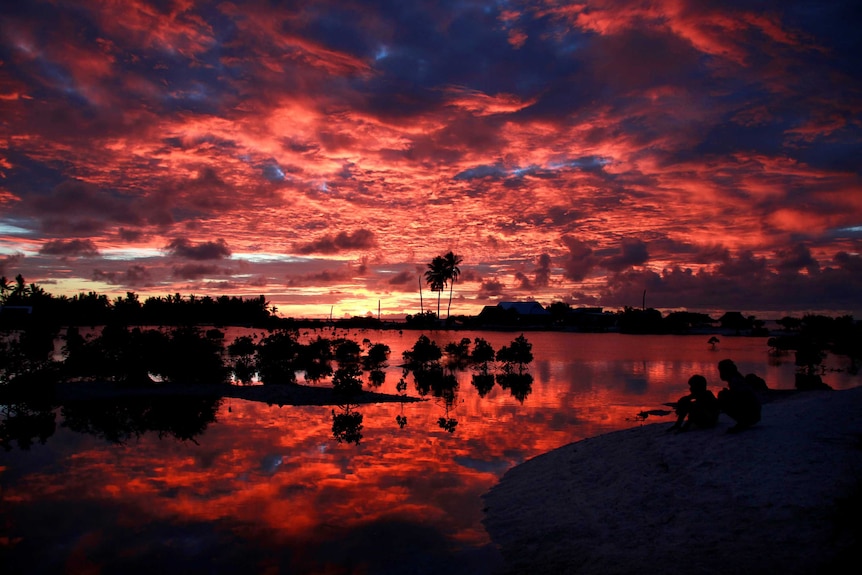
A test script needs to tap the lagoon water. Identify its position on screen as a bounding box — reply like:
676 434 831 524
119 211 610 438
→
1 330 858 574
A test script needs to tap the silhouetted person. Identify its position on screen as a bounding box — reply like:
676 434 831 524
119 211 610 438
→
668 375 720 432
717 359 761 433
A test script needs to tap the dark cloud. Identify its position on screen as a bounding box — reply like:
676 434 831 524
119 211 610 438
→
602 238 650 271
39 239 99 257
92 265 152 286
478 279 505 299
561 236 599 281
173 264 227 280
601 249 862 313
297 229 377 254
776 243 820 274
166 238 232 260
534 253 551 287
716 250 768 278
286 268 353 287
17 180 141 234
118 228 145 242
0 254 24 278
387 270 414 286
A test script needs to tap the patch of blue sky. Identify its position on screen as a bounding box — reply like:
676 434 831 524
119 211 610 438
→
0 246 31 257
0 222 35 236
456 156 610 180
374 45 389 61
827 225 862 238
100 248 163 260
263 164 286 181
232 252 306 263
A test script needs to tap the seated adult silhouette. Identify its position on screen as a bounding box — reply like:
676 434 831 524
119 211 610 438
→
668 374 720 432
716 359 762 433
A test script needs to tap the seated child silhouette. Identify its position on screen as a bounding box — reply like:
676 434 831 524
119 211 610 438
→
668 375 720 432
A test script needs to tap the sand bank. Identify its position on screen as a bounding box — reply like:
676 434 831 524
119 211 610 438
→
483 387 862 574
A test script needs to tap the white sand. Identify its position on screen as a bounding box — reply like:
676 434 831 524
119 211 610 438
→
483 387 862 575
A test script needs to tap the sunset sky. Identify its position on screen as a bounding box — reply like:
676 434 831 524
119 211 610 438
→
1 0 860 319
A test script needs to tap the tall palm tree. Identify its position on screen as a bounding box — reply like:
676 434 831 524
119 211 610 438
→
9 274 28 304
424 255 447 319
0 276 11 304
443 251 462 319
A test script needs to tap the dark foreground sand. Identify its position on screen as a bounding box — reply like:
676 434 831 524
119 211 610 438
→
483 386 862 575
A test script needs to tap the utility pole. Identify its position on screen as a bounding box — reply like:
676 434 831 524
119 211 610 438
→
419 276 424 313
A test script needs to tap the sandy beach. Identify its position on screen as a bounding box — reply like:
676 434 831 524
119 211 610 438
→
483 386 862 575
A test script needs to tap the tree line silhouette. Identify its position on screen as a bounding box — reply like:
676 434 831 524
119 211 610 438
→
1 274 275 328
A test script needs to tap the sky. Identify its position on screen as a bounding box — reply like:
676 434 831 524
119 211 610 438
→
1 0 861 319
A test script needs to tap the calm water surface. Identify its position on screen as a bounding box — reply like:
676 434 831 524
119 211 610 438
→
1 331 858 574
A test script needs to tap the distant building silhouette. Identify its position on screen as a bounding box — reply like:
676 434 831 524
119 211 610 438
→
477 302 552 327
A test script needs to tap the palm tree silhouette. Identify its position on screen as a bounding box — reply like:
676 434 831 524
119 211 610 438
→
0 276 11 303
443 251 462 320
424 255 447 319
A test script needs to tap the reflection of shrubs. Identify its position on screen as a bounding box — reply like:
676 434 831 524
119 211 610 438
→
437 417 457 433
471 373 495 397
412 364 452 397
331 407 363 444
61 396 221 444
0 402 57 450
368 369 386 387
496 372 534 403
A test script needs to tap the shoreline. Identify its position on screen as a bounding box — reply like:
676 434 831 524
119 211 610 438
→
482 386 862 575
